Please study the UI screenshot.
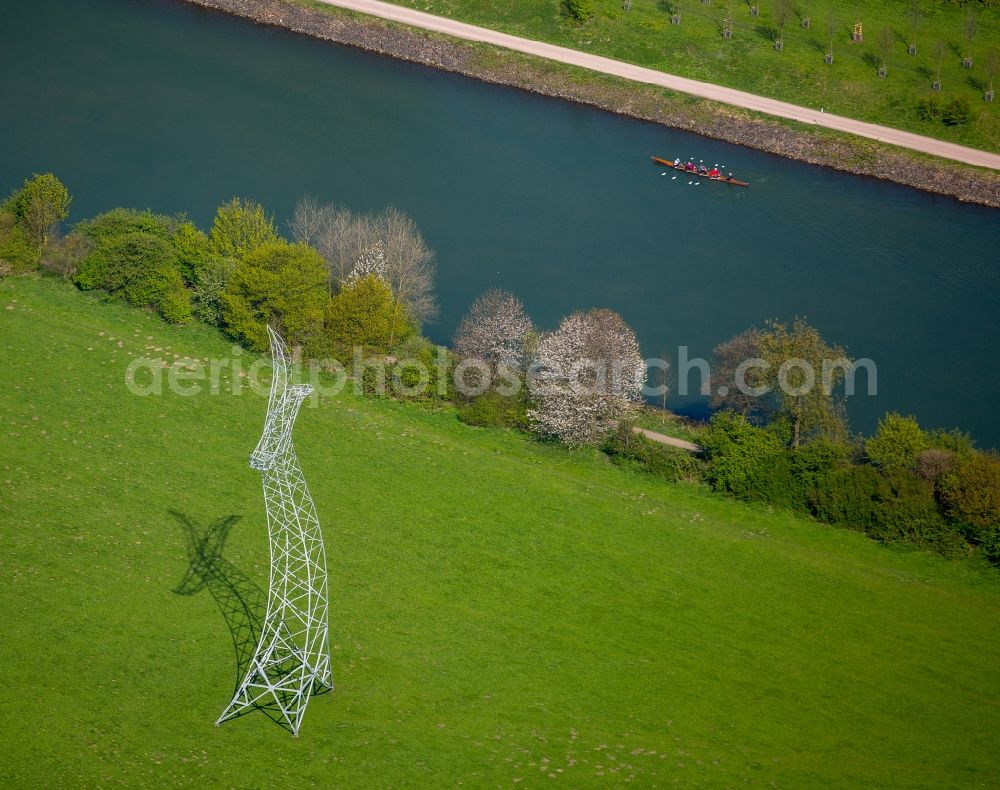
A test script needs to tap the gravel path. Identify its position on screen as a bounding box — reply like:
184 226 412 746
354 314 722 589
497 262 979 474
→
320 0 1000 170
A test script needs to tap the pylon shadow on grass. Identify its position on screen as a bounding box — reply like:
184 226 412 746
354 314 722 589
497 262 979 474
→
169 510 284 729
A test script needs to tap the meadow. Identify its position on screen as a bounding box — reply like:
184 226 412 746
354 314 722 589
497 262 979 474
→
2 274 999 786
377 0 1000 151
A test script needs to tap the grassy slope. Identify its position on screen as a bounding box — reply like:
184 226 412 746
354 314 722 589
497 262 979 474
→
2 275 999 786
383 0 1000 152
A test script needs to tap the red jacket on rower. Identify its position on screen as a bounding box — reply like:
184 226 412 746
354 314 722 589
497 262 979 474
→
708 168 720 178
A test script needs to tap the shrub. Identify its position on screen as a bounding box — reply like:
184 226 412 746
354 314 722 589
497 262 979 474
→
916 96 941 120
171 221 212 284
192 256 236 325
326 274 415 362
916 448 956 486
604 424 703 482
810 466 967 558
927 427 975 456
790 438 852 489
809 465 883 533
220 241 328 354
76 208 175 247
942 97 972 126
0 211 40 273
745 450 808 510
39 232 92 279
391 335 452 400
562 0 594 22
74 230 189 320
158 285 193 324
938 452 1000 541
459 389 530 429
701 411 784 497
865 412 927 471
982 528 1000 565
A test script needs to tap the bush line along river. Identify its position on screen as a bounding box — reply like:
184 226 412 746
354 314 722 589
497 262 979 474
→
2 0 999 444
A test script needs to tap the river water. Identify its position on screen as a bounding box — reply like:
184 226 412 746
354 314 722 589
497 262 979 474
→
2 0 999 442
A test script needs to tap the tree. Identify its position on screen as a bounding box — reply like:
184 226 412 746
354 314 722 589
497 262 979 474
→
985 48 998 100
906 1 921 54
932 39 946 89
877 25 893 76
528 309 645 447
773 0 791 49
220 241 328 353
4 173 71 249
722 0 735 38
379 206 438 340
289 199 438 342
325 273 414 361
288 195 332 249
756 318 849 447
963 9 977 67
865 412 927 471
710 328 769 418
0 211 39 273
825 9 837 63
346 240 388 283
209 198 279 260
453 289 534 375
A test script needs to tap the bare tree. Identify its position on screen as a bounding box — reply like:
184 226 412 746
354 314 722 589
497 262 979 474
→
906 0 921 55
528 309 646 447
288 196 334 249
453 289 534 376
380 206 438 339
290 199 438 339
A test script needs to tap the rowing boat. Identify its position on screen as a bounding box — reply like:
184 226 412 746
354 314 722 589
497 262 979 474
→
651 155 749 187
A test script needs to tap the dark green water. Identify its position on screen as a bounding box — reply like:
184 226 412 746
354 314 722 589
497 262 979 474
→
2 0 999 442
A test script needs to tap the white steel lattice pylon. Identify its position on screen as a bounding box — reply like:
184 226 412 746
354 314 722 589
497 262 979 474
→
217 326 332 735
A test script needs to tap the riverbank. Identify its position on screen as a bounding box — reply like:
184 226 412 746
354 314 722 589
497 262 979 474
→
180 0 1000 207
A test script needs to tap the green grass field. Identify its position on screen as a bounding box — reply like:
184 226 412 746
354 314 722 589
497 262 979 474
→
381 0 1000 152
2 275 999 786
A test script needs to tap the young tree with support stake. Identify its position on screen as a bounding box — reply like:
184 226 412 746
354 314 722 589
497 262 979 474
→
933 39 946 90
825 9 837 64
963 9 977 68
906 1 921 55
877 26 892 77
985 48 998 102
773 0 791 50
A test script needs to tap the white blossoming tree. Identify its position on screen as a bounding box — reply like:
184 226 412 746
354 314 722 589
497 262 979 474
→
453 289 534 374
529 309 646 447
347 240 388 284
